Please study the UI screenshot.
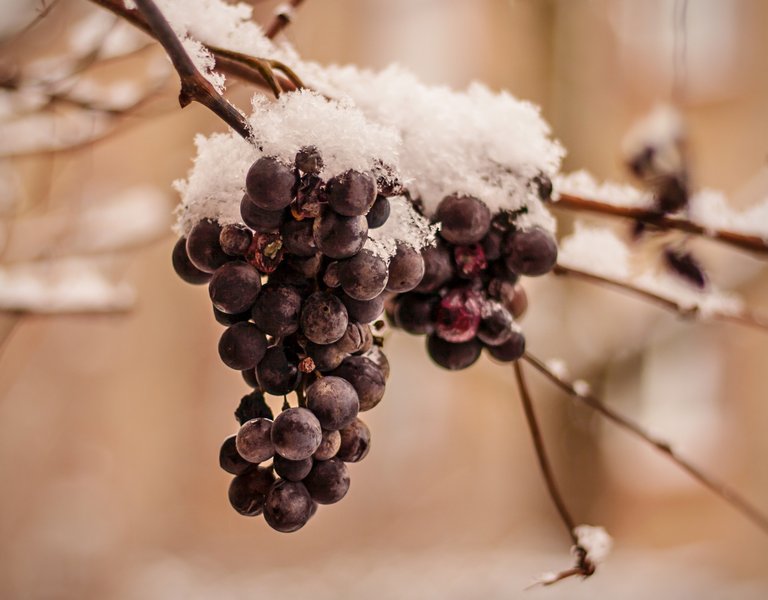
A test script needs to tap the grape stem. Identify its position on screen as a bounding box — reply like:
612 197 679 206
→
522 352 768 535
553 264 768 333
513 361 595 583
264 0 308 40
554 193 768 256
130 0 253 140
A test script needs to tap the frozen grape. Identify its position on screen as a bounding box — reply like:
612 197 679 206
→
209 261 262 314
314 429 341 460
386 243 425 293
427 335 482 370
240 194 284 232
366 195 391 228
326 170 377 216
313 209 368 259
271 407 323 461
435 288 483 343
218 322 267 370
330 356 386 412
303 458 350 504
172 237 212 284
256 346 301 395
246 156 297 211
503 227 557 277
186 219 230 273
247 231 284 274
300 292 349 345
228 466 275 516
264 480 315 532
454 244 487 278
306 376 359 430
477 302 515 346
339 249 389 300
337 418 371 463
219 224 252 257
436 194 491 245
251 284 302 337
273 454 313 482
280 218 317 257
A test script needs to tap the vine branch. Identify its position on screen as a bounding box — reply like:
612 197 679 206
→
553 264 768 332
522 352 768 535
554 192 768 256
131 0 253 140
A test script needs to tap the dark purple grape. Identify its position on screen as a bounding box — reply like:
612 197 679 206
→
283 254 322 279
366 195 390 228
172 237 212 284
330 356 385 412
486 330 526 362
213 306 250 326
235 391 273 425
503 227 557 277
314 429 341 460
264 480 315 532
220 224 253 257
186 220 230 273
219 435 252 475
335 322 372 355
492 280 528 320
436 195 491 245
393 293 436 335
414 242 454 293
280 218 317 257
326 170 377 217
295 146 323 175
251 284 302 337
256 346 301 396
303 458 350 504
663 247 707 289
246 156 297 211
300 292 348 345
228 466 275 516
271 407 323 460
209 261 262 314
435 288 483 343
337 418 371 463
454 244 487 278
426 335 482 370
364 347 390 380
323 261 341 288
306 376 359 430
218 322 268 370
241 368 261 390
304 341 349 372
273 454 313 482
338 293 384 324
235 418 274 463
482 229 504 262
313 209 368 259
386 243 425 293
477 302 515 347
240 194 284 232
339 249 389 301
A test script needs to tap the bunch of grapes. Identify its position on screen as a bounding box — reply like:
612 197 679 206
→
171 147 406 532
388 179 556 370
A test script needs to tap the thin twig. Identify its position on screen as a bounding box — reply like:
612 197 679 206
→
265 0 307 40
553 264 768 333
514 361 578 542
131 0 253 140
554 192 768 256
523 352 768 535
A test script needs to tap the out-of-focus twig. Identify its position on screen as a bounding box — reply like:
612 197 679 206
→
264 0 307 40
523 352 768 535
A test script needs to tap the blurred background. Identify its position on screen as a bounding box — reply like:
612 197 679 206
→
1 0 767 598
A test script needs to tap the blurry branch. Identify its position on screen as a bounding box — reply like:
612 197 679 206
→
89 0 299 94
264 0 307 40
131 0 253 140
554 193 768 256
523 352 768 535
0 0 63 45
553 264 768 333
513 362 596 585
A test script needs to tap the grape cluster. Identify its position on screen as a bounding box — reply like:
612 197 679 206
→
172 148 402 532
388 182 556 370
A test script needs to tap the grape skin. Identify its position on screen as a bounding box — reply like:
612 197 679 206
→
186 220 230 273
245 157 297 211
264 480 315 532
303 458 350 504
306 376 360 431
235 418 275 464
209 261 262 314
218 322 267 370
337 418 371 463
271 407 323 461
300 292 349 345
172 237 212 285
